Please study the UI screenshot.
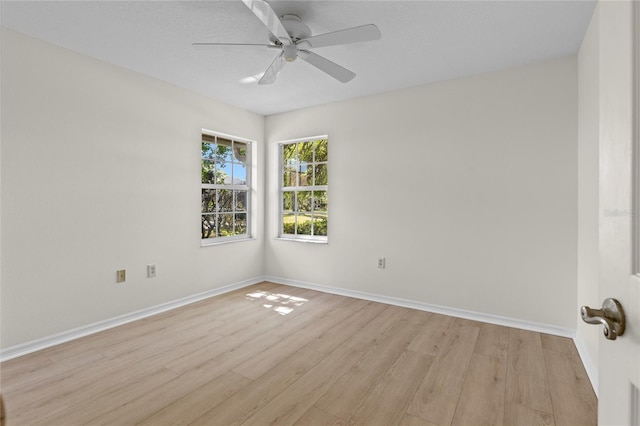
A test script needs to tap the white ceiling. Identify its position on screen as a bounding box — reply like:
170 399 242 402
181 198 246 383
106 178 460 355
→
1 0 596 116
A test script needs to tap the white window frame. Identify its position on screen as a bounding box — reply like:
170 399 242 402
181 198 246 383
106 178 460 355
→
277 135 328 243
201 130 253 246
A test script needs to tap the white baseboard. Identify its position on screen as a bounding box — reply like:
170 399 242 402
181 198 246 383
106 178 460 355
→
0 277 264 362
264 275 576 338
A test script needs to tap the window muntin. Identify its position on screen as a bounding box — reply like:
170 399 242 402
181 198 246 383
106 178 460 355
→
279 137 328 241
201 132 252 244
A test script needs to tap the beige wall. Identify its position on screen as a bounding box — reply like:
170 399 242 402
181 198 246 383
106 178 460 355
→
0 29 265 348
265 57 579 329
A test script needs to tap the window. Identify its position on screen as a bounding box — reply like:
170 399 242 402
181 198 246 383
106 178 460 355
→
279 137 328 242
201 131 252 244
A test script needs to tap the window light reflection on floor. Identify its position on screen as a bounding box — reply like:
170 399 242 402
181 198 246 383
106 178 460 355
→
245 291 309 315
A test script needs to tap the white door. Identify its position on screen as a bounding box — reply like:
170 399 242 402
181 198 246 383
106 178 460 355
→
597 1 640 424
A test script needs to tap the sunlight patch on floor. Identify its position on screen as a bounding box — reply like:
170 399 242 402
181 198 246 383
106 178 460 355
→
246 291 309 315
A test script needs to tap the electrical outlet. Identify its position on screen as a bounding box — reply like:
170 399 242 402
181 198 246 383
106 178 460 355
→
378 257 386 269
116 269 126 283
147 264 157 278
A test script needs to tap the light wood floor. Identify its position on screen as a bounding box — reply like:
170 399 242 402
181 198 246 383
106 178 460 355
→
0 282 597 426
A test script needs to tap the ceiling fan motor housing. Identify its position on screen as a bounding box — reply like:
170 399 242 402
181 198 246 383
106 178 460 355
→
281 15 311 41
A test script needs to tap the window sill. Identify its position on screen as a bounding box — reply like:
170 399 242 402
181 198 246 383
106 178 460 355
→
275 236 328 244
201 236 256 247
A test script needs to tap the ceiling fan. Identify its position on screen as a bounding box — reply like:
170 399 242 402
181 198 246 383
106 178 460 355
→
193 0 381 85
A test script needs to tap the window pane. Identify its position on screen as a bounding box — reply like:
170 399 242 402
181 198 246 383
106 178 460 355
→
233 141 247 163
233 163 247 185
202 141 216 160
283 191 294 212
217 162 232 184
297 214 312 235
218 189 233 212
312 216 328 236
202 160 216 184
314 139 328 162
216 138 234 163
298 141 314 163
201 215 216 239
313 191 328 213
283 143 297 164
235 191 247 212
283 165 296 187
299 163 311 186
219 214 233 236
297 191 312 212
201 189 216 213
234 213 247 235
314 164 327 185
282 213 296 234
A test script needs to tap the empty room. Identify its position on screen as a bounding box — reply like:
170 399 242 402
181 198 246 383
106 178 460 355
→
1 0 638 425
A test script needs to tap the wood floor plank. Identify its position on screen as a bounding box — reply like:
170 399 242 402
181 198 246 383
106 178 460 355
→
294 406 347 426
0 347 105 394
343 304 407 352
0 283 597 426
239 344 365 426
208 303 286 336
448 321 511 426
450 353 507 426
99 322 224 363
316 310 429 420
163 314 282 375
88 370 248 426
406 312 453 356
8 361 178 425
87 329 278 425
232 297 368 380
504 328 556 426
31 367 180 426
542 335 597 426
0 350 55 384
504 403 555 426
407 318 480 425
303 301 386 354
186 347 326 426
6 353 142 411
473 322 510 359
136 370 253 426
400 414 440 426
267 292 352 339
346 349 434 426
540 333 578 356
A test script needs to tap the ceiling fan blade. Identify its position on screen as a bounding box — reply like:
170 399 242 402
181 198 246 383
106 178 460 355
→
242 0 292 45
298 50 356 83
192 42 276 50
259 52 286 85
297 24 381 49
